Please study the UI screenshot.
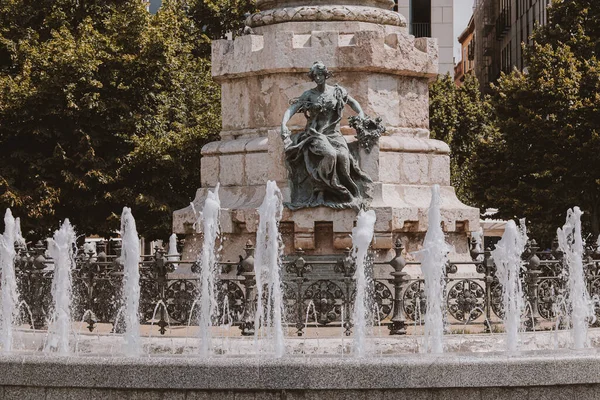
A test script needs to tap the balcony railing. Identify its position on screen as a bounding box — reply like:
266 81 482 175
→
411 22 431 38
496 8 511 40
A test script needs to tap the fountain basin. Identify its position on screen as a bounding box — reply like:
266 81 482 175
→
6 329 600 399
1 350 600 399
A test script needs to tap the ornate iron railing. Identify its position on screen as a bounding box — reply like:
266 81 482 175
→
9 237 600 336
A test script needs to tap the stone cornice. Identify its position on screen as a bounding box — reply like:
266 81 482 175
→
212 30 438 80
255 0 395 11
246 5 406 27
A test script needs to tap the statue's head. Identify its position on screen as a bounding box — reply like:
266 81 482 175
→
308 61 332 83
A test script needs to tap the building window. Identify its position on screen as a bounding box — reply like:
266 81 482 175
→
410 0 431 38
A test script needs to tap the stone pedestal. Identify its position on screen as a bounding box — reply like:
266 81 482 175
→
173 0 479 262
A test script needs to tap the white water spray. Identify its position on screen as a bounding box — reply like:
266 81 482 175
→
416 185 450 353
0 209 19 352
472 227 484 262
120 207 141 356
167 233 179 266
351 209 376 358
196 185 221 356
492 219 527 352
45 219 77 354
557 207 593 349
14 217 26 249
254 181 285 358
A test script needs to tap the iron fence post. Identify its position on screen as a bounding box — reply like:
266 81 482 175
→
472 236 494 334
388 239 407 335
238 241 256 336
525 240 542 331
286 248 311 336
82 244 97 332
153 246 169 334
30 240 47 329
336 248 355 336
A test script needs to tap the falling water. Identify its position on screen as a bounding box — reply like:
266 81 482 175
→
304 300 320 351
14 217 26 249
254 180 285 358
167 233 179 267
557 207 593 349
416 185 450 353
120 207 142 356
196 185 221 356
351 209 376 358
0 209 19 352
491 219 527 352
45 219 77 354
472 226 484 262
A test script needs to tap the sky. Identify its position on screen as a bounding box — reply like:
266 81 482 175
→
454 0 475 62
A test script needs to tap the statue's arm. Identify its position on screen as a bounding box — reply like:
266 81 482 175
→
347 96 365 119
281 101 302 147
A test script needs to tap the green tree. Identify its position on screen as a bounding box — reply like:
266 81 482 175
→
187 0 256 57
469 0 600 244
0 0 220 240
429 73 490 205
429 73 457 145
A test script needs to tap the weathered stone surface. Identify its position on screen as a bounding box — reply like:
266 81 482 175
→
4 386 46 400
212 24 437 81
0 386 594 400
247 6 406 28
201 156 220 187
378 152 401 184
430 155 450 186
1 352 600 391
217 73 431 135
245 153 272 185
255 0 396 13
401 153 429 184
219 154 245 186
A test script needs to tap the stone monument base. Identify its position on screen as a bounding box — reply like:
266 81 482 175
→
173 133 478 263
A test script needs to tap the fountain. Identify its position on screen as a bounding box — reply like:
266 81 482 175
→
194 185 221 356
0 209 18 352
120 207 142 356
351 209 376 357
2 199 600 398
167 233 179 266
492 219 527 352
45 219 77 354
557 206 594 349
416 185 451 353
253 180 285 357
1 0 600 398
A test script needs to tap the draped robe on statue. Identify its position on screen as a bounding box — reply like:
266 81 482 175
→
284 84 372 210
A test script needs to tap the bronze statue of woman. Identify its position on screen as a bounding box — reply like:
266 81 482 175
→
280 61 373 211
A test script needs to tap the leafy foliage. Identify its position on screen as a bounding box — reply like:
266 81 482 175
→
0 0 220 240
187 0 256 57
469 0 600 244
429 73 490 205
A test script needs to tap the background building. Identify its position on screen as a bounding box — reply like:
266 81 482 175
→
454 14 475 86
473 0 551 93
396 0 455 75
149 0 161 13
